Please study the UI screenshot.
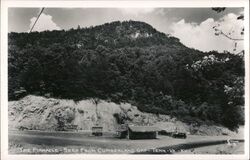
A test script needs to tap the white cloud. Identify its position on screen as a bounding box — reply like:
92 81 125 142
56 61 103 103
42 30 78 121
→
170 13 244 53
119 8 155 16
29 13 61 32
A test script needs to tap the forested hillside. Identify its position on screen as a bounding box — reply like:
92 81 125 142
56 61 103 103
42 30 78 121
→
8 20 244 130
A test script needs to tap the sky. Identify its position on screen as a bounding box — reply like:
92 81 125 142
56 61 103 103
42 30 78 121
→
8 8 244 53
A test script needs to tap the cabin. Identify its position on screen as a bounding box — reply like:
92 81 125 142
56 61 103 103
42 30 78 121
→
128 125 159 140
92 126 103 136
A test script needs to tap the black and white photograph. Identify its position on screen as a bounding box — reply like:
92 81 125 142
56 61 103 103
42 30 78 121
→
1 0 249 159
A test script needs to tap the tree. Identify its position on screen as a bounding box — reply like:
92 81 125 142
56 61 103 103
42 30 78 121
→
212 7 244 54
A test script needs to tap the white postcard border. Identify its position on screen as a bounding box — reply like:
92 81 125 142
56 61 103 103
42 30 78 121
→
1 0 249 160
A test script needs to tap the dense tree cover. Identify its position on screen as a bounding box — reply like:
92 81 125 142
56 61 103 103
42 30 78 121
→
8 20 245 130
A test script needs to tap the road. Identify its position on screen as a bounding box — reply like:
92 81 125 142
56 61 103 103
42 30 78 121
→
9 130 244 154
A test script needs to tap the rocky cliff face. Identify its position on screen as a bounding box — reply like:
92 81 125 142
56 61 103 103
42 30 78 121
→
9 95 234 136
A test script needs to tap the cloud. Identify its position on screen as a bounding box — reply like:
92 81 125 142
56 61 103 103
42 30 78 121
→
170 13 244 53
29 13 61 32
119 8 155 16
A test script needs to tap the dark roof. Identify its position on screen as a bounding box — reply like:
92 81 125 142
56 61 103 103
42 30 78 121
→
128 125 159 132
92 126 103 128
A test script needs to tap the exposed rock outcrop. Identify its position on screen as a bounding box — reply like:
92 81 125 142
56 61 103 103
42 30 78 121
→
9 95 234 136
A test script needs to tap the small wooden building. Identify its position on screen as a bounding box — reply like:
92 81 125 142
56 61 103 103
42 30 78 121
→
128 125 159 140
92 126 103 136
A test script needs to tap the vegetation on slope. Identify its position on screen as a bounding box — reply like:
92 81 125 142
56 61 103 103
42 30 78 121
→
8 20 245 130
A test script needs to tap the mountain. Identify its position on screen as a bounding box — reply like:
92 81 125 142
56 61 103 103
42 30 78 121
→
8 20 245 130
9 21 184 49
